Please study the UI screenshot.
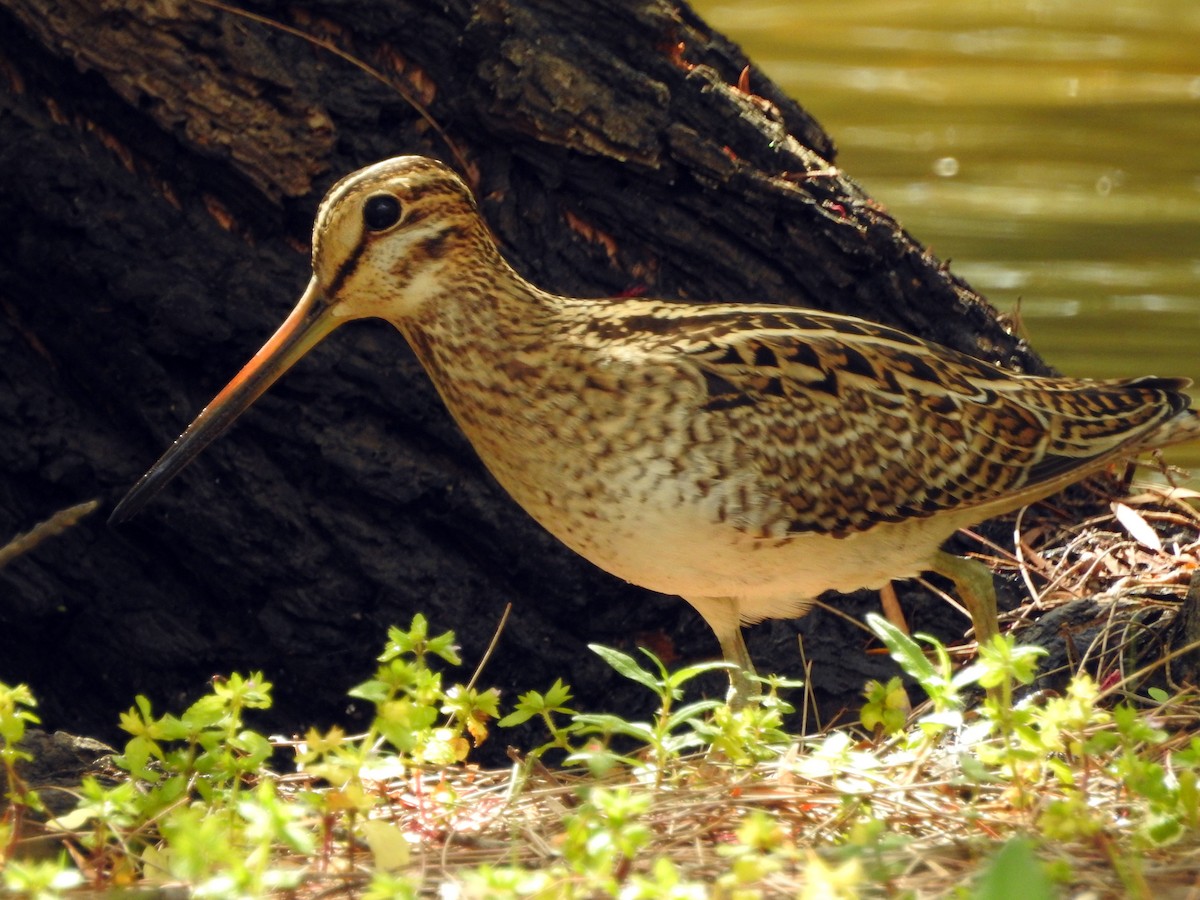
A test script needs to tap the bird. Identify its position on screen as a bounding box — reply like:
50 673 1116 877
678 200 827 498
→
111 155 1200 705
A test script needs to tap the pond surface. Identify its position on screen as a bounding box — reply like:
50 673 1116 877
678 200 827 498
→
693 0 1200 469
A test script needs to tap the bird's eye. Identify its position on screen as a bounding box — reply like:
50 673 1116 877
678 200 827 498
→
363 194 403 232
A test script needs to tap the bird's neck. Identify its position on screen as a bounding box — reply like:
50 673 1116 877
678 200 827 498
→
396 258 564 393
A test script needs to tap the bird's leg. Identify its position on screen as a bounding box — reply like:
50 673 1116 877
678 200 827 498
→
715 625 758 710
930 550 999 646
687 596 760 708
879 581 909 634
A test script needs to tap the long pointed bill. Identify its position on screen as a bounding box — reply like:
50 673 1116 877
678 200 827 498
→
110 278 340 524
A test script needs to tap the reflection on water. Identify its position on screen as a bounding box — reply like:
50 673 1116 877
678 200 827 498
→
693 0 1200 468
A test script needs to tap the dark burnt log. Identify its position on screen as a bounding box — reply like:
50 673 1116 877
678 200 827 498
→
0 0 1049 753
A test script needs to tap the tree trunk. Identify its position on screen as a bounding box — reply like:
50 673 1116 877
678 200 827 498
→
0 0 1044 751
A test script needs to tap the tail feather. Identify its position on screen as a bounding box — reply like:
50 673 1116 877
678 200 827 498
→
1017 376 1196 486
1146 406 1200 453
1124 376 1199 453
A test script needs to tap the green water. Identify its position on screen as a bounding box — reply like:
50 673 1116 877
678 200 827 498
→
693 0 1200 468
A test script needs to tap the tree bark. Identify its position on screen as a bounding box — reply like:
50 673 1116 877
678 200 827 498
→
0 0 1045 752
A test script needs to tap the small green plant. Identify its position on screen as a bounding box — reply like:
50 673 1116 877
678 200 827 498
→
0 680 43 859
116 671 273 796
31 615 500 895
860 675 908 737
363 870 422 899
863 611 1200 889
5 608 1200 896
1104 702 1200 848
460 862 563 899
295 614 499 862
700 682 799 765
296 615 498 783
561 786 654 891
716 809 792 889
969 633 1049 806
567 645 729 782
865 613 979 738
0 855 83 900
146 781 314 895
972 836 1058 900
455 784 688 897
502 644 740 779
52 670 309 894
622 856 707 899
497 677 580 757
345 613 500 764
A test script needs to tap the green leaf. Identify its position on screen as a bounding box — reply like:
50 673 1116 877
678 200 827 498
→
498 679 577 728
0 682 39 747
950 663 985 691
573 713 655 743
541 678 574 709
180 694 230 731
360 819 412 871
665 700 724 732
233 729 274 769
115 734 160 782
497 707 536 728
589 645 661 693
977 635 1046 688
565 746 640 776
1143 812 1184 846
348 679 394 705
662 661 735 690
972 837 1056 900
379 615 460 666
443 684 501 721
381 616 429 660
426 631 462 665
866 614 938 684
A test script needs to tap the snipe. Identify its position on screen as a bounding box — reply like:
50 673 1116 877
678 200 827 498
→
112 156 1200 703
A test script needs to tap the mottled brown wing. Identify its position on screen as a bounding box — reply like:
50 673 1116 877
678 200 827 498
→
665 306 1191 537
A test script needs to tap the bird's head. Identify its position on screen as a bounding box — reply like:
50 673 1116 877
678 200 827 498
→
312 156 490 323
110 156 482 522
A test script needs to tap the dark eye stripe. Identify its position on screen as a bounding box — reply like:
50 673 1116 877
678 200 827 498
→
327 239 367 298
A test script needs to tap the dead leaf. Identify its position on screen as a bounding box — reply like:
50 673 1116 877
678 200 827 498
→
1112 501 1163 553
